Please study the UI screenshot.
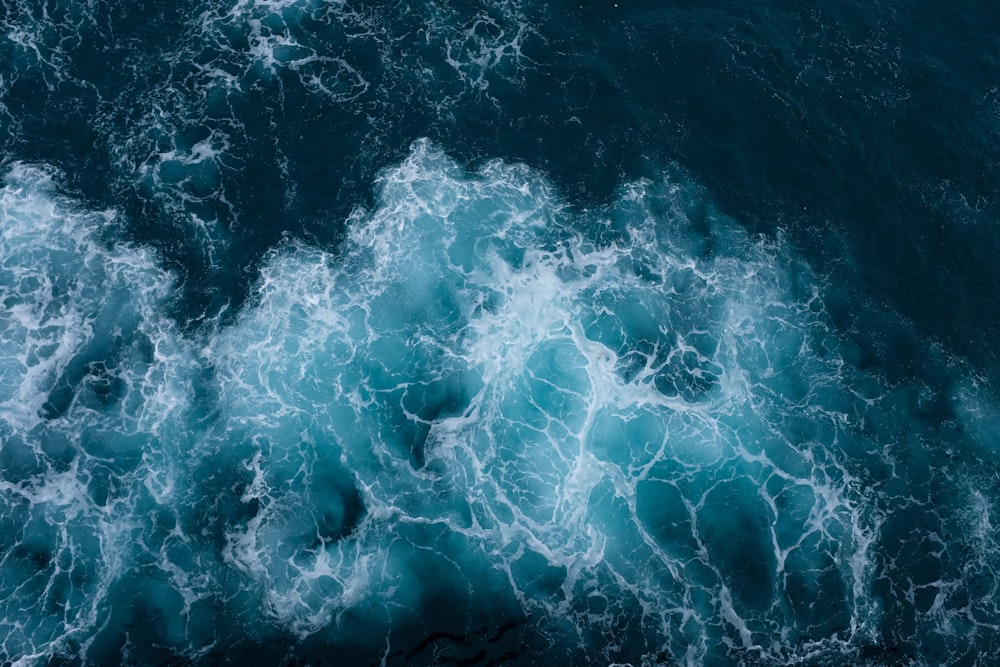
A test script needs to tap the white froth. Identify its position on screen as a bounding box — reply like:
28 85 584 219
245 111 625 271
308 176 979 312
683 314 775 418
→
0 163 201 664
192 140 883 663
1 143 944 663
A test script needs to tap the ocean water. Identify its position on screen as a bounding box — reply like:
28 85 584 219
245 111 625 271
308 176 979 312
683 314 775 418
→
1 1 999 665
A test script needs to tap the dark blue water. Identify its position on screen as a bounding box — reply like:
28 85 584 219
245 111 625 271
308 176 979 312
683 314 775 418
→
1 1 999 665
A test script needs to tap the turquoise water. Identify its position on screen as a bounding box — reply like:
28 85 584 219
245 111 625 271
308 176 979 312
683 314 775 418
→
1 1 999 665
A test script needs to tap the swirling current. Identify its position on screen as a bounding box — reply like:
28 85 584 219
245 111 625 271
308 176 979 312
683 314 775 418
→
1 1 999 665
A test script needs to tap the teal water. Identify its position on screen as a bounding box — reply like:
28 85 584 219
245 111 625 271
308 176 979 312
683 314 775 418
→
1 1 999 665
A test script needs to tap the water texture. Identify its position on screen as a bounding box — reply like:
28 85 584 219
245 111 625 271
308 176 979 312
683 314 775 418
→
1 1 999 665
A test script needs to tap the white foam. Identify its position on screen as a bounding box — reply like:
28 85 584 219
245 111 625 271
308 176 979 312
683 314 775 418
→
0 163 199 663
192 141 883 663
0 144 897 663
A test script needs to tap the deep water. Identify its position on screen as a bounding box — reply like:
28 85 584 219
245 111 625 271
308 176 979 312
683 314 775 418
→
1 1 999 665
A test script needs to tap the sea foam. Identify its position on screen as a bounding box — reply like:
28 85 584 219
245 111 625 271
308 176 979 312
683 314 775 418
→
2 144 999 665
